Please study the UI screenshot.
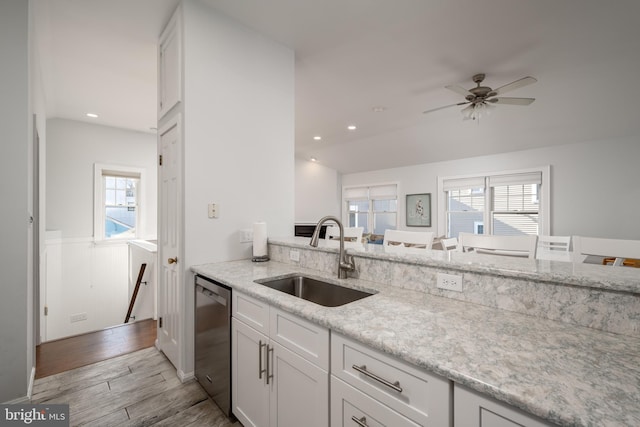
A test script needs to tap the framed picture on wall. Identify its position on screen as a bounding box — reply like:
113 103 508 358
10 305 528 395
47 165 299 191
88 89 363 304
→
406 193 431 227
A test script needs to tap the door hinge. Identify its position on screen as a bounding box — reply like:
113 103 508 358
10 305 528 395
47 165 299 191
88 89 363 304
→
159 317 163 328
159 154 163 166
44 306 48 316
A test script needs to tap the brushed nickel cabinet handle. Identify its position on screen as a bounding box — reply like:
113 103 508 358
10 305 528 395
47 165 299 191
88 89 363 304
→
352 364 403 393
351 415 368 427
266 345 274 384
259 340 267 379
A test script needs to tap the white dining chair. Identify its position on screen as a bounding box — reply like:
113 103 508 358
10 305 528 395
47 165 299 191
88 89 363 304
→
325 226 364 243
383 230 434 249
572 236 640 266
440 237 459 252
536 235 571 261
458 232 538 259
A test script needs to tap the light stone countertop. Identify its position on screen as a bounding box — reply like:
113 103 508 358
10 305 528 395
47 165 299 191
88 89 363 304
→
269 236 640 294
192 259 640 427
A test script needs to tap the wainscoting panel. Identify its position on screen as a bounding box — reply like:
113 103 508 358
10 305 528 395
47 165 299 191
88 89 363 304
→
44 237 130 341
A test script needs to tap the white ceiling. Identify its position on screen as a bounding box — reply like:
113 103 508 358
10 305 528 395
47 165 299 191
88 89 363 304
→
33 0 640 174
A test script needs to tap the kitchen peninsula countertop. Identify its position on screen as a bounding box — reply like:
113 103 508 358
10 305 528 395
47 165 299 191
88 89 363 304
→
270 236 640 294
192 259 640 427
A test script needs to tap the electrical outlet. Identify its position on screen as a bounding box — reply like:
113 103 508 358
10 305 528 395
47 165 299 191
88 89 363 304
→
436 272 463 292
289 249 300 262
239 229 253 243
70 312 87 323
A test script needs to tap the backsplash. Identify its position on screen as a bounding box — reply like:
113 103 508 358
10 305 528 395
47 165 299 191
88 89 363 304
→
269 240 640 337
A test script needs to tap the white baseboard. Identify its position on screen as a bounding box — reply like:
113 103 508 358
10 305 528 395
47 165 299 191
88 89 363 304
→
178 369 195 383
3 367 36 404
27 366 36 400
5 395 30 405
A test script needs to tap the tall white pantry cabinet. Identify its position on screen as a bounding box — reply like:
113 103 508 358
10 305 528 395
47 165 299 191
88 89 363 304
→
156 0 295 379
156 4 183 371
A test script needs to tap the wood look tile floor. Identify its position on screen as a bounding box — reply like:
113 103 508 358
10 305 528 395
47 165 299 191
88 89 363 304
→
32 347 243 427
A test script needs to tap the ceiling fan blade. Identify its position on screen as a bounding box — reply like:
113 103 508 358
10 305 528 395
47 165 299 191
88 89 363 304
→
445 85 473 97
487 97 535 105
423 102 469 114
492 76 537 95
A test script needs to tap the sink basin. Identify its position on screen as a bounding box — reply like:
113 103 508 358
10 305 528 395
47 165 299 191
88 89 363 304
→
254 274 374 307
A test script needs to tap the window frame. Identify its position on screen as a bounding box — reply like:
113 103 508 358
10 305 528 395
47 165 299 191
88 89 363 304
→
342 182 399 235
94 163 145 243
437 166 550 238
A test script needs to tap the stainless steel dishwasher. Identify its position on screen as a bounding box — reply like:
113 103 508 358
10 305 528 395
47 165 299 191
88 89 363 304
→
195 275 232 417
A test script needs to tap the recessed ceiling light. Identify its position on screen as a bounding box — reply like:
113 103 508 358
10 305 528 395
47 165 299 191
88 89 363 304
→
310 157 317 162
313 136 322 141
149 127 158 131
86 113 98 118
372 106 386 113
347 125 357 130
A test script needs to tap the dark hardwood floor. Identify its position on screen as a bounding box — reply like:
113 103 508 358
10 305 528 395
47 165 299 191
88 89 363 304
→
36 318 157 379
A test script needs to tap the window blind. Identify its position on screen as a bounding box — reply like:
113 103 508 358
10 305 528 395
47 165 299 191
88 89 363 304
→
488 172 542 187
442 176 485 191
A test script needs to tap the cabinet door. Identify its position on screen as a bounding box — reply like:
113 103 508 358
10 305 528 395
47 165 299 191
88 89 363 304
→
454 384 553 427
270 306 330 370
232 318 269 427
270 341 329 427
158 7 181 119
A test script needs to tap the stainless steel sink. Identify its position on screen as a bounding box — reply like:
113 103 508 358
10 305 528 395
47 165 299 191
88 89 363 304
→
254 274 374 307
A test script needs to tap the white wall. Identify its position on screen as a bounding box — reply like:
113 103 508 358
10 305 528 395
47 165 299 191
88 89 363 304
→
181 0 294 266
47 118 157 239
29 0 49 387
176 0 294 376
0 0 29 403
44 118 157 340
342 136 640 240
295 158 341 223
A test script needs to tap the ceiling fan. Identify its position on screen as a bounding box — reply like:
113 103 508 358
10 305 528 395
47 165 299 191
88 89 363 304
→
423 73 537 120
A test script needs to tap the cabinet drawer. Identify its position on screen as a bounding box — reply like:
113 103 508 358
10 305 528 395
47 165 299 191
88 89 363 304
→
331 376 422 427
232 292 269 335
454 384 553 427
331 334 451 426
270 307 329 371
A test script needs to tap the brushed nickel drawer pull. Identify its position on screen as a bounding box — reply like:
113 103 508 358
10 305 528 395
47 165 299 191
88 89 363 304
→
352 364 403 393
351 415 368 427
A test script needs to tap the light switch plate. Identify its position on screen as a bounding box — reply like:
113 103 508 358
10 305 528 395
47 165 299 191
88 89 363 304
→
289 249 300 262
208 203 218 218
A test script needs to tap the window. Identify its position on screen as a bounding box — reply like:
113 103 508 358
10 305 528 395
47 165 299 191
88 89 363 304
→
438 168 548 238
344 184 398 235
94 164 144 241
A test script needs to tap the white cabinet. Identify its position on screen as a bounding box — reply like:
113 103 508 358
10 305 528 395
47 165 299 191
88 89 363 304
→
231 292 329 427
158 6 181 119
331 333 451 426
232 317 270 427
332 376 422 427
270 341 328 427
454 384 554 427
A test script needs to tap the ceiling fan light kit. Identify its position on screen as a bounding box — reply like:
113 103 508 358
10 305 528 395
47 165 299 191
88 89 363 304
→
424 73 537 120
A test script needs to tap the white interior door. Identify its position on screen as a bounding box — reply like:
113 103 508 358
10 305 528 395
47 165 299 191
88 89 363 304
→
158 115 182 367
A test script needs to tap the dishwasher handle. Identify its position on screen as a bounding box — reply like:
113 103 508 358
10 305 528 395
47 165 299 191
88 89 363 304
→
195 282 229 306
